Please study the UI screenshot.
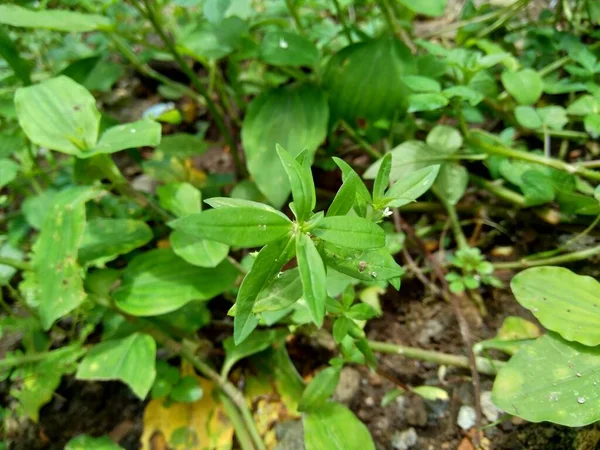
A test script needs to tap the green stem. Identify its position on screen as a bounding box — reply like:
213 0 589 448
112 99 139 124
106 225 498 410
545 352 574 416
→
368 341 503 375
284 0 305 33
493 244 600 270
0 257 32 272
469 130 600 182
0 348 84 370
340 120 382 159
470 174 526 207
0 288 14 316
375 0 397 35
331 0 353 44
220 393 256 450
442 200 469 250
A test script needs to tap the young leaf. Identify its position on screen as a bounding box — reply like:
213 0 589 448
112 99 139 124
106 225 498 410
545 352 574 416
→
313 216 385 250
234 236 295 344
78 218 153 266
511 267 600 346
373 153 392 202
114 249 238 316
296 232 327 326
276 145 314 221
501 69 543 105
76 333 156 399
385 165 440 208
298 366 341 412
332 157 372 203
493 333 600 426
157 182 202 218
327 171 359 217
90 120 160 156
170 230 230 268
222 329 287 377
15 76 100 155
333 316 351 343
347 303 380 320
170 207 293 247
0 4 111 32
33 186 100 329
304 403 376 450
259 30 319 67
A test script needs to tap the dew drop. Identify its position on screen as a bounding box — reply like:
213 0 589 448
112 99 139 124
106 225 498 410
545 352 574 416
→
549 392 559 402
130 129 136 133
258 224 267 231
576 373 582 377
532 307 539 313
578 397 586 404
279 38 288 49
370 271 377 278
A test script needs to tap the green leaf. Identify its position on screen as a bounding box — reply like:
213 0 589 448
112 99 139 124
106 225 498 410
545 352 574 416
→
313 216 386 250
584 113 600 138
155 301 212 334
156 133 208 157
299 366 341 412
170 230 230 268
234 236 295 344
157 182 202 218
373 153 392 202
179 17 248 60
205 197 289 218
76 333 156 399
403 75 441 93
0 241 22 285
0 4 111 32
398 0 447 17
32 186 99 329
304 402 376 450
79 218 153 266
566 95 599 116
521 170 555 206
433 163 469 206
276 145 315 221
385 165 440 208
296 233 327 327
515 105 542 129
501 69 543 105
412 386 449 401
259 30 319 67
427 124 463 152
222 329 287 376
333 316 351 343
0 26 31 85
323 37 416 122
242 83 328 207
347 303 379 320
253 268 303 313
65 435 124 450
443 86 484 106
407 93 449 112
328 172 360 217
538 106 568 130
381 388 406 406
15 76 100 155
203 0 230 23
114 249 237 316
511 267 600 346
0 158 19 188
493 333 600 426
90 120 160 156
170 376 204 403
170 207 293 248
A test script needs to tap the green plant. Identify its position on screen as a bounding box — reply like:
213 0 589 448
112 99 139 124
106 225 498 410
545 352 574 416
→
446 247 502 293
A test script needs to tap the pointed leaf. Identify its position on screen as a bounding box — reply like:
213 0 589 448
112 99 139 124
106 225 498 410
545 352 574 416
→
0 4 111 31
327 171 359 217
296 233 327 326
90 120 160 156
0 26 32 85
313 216 385 249
276 145 314 221
157 182 202 218
433 163 468 206
385 165 440 207
298 366 341 412
373 153 392 202
320 243 403 282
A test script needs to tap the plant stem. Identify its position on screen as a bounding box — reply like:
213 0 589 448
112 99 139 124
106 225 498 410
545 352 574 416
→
493 244 600 270
331 0 353 44
0 348 83 370
0 257 32 272
284 0 305 34
220 393 256 450
340 120 382 159
442 200 469 251
368 341 503 375
375 0 398 36
470 174 526 207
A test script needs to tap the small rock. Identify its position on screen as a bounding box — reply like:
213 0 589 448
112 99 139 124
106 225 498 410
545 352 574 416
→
457 406 477 431
480 391 503 422
333 367 361 404
392 428 418 450
131 175 157 194
425 398 449 420
392 395 408 422
406 395 428 427
416 319 444 345
365 396 375 407
274 420 304 450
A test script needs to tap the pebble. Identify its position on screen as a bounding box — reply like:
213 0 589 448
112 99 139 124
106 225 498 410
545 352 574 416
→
416 319 444 345
274 420 304 450
406 395 428 427
392 428 418 450
480 391 503 422
333 367 361 404
457 406 477 430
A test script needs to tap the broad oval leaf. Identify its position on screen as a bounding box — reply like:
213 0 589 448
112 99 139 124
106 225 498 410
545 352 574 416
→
511 267 600 346
304 402 376 450
90 120 161 156
323 37 415 123
432 163 469 206
114 249 238 316
313 216 385 249
170 207 293 248
157 182 202 218
492 333 600 426
242 83 328 207
76 333 156 399
0 4 111 32
501 69 543 105
79 218 153 266
259 30 319 67
170 230 230 268
299 366 341 412
15 76 100 155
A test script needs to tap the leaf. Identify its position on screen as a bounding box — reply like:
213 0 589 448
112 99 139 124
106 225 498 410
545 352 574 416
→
403 75 441 93
179 17 248 60
253 268 303 313
304 402 376 450
521 170 555 206
141 375 234 450
0 4 111 32
385 165 440 208
501 69 543 105
373 153 392 202
538 106 568 130
156 133 208 157
234 236 295 344
398 0 447 17
65 435 124 450
511 267 600 346
515 105 543 129
15 76 100 155
157 182 202 218
381 388 406 406
114 249 238 316
584 113 600 138
347 303 379 320
443 86 484 106
313 216 385 250
492 333 600 426
323 37 416 122
155 301 212 335
203 0 231 23
433 163 469 206
333 317 351 343
296 233 327 327
91 120 161 156
276 145 315 221
170 207 293 248
170 376 204 403
327 171 360 217
567 95 599 116
0 158 19 188
299 366 341 412
79 218 153 266
259 30 319 67
242 83 328 207
0 26 31 85
170 230 230 268
426 125 463 152
412 386 449 401
32 186 99 329
205 197 288 218
407 93 449 112
0 241 22 285
222 329 287 377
